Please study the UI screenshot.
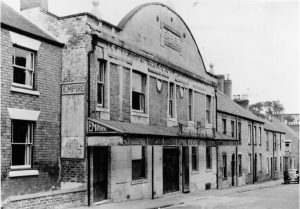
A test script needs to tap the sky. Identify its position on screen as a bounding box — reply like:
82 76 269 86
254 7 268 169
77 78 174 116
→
3 0 299 113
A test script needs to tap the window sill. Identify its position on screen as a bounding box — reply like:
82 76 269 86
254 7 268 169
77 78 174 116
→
131 178 148 185
9 170 39 178
96 106 109 112
131 111 149 118
168 117 177 122
191 170 200 175
206 169 213 173
11 86 40 96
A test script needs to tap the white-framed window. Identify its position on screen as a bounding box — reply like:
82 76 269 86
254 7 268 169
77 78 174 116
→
168 82 175 118
191 146 199 171
97 60 106 107
132 71 146 113
205 95 211 123
11 120 33 169
188 89 193 121
132 146 146 180
12 47 35 89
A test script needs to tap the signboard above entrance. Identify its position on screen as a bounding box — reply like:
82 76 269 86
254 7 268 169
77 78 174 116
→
87 119 116 134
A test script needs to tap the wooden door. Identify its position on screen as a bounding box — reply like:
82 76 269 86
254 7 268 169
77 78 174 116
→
182 146 190 193
93 147 108 202
163 147 179 194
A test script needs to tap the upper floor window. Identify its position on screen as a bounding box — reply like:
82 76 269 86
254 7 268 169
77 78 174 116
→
266 131 269 149
279 134 282 150
12 47 34 89
132 71 146 112
206 95 211 124
248 125 252 144
238 122 241 141
11 120 33 169
222 119 226 135
259 127 262 145
168 82 175 118
231 121 235 137
274 134 277 150
132 146 146 180
253 126 257 144
97 60 106 107
206 147 212 169
188 89 193 121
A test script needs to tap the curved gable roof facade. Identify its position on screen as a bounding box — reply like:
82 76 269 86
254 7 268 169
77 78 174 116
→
118 3 215 83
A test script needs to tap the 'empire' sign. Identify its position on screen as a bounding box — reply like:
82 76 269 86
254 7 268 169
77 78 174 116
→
62 83 85 95
88 120 108 133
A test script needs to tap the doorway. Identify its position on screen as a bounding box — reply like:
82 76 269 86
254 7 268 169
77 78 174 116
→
231 154 235 186
163 147 179 194
254 153 257 182
93 147 108 202
182 146 190 193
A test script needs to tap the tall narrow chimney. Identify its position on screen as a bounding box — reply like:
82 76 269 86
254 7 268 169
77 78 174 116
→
224 74 232 99
216 75 225 93
20 0 48 11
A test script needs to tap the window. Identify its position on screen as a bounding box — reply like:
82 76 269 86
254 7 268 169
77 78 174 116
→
222 119 226 135
132 146 146 180
248 154 251 173
206 147 212 169
274 134 277 150
12 47 34 88
266 157 269 174
259 127 262 145
274 157 277 171
11 120 33 168
259 154 262 172
188 89 193 121
253 126 257 144
238 122 241 141
97 60 106 107
222 154 227 178
231 121 235 137
132 71 146 112
238 154 242 175
280 156 282 171
206 95 211 123
192 147 198 171
168 82 175 118
248 125 252 144
266 131 269 149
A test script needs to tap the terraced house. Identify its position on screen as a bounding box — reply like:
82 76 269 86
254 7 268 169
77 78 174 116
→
1 1 290 209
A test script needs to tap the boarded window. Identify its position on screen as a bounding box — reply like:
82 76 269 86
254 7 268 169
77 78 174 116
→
132 146 146 180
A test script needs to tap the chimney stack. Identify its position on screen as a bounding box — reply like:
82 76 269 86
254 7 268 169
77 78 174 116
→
233 94 249 109
21 0 48 11
224 74 232 99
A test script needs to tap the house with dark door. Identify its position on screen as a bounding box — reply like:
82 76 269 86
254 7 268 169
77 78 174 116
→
1 2 63 201
19 0 238 205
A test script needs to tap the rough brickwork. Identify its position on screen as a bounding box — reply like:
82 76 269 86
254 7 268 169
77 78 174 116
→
194 92 206 125
149 77 168 126
3 188 87 209
1 27 62 201
122 67 131 122
110 63 121 121
176 86 189 123
60 159 86 183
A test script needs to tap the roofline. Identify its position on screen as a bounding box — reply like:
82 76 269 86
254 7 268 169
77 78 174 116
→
117 2 217 80
263 127 285 134
217 110 265 124
1 23 64 47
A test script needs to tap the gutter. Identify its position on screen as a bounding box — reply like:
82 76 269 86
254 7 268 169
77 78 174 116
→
87 34 97 206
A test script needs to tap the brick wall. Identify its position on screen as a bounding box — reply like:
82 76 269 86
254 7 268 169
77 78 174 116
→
122 67 131 122
176 86 188 123
1 28 62 200
60 159 86 183
110 63 121 120
3 187 87 209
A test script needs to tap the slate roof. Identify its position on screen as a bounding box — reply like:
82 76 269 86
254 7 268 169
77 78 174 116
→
1 2 62 46
217 91 264 123
268 118 295 136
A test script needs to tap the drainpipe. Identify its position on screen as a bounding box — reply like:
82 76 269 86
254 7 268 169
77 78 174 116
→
235 116 238 186
152 145 154 199
272 132 275 180
215 89 219 189
252 121 255 184
87 34 97 206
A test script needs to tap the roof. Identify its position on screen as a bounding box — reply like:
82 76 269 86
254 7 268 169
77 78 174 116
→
1 2 63 47
270 118 297 137
263 119 284 133
216 91 264 123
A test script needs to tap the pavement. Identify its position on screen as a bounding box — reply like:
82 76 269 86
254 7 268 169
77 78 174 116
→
72 179 284 209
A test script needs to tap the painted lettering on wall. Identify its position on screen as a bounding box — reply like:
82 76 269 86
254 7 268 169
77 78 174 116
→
61 137 84 158
62 83 85 95
88 120 108 133
161 23 182 52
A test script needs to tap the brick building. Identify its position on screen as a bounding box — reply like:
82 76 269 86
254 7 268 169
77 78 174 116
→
18 0 239 205
1 2 63 200
215 76 285 189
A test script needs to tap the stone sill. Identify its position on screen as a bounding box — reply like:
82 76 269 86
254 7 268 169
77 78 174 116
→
131 178 149 185
11 85 40 96
205 169 213 173
131 111 149 118
5 186 87 202
9 170 39 178
96 106 109 112
191 170 200 175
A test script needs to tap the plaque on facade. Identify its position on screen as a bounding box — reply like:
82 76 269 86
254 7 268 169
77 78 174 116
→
62 83 85 95
161 22 182 52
